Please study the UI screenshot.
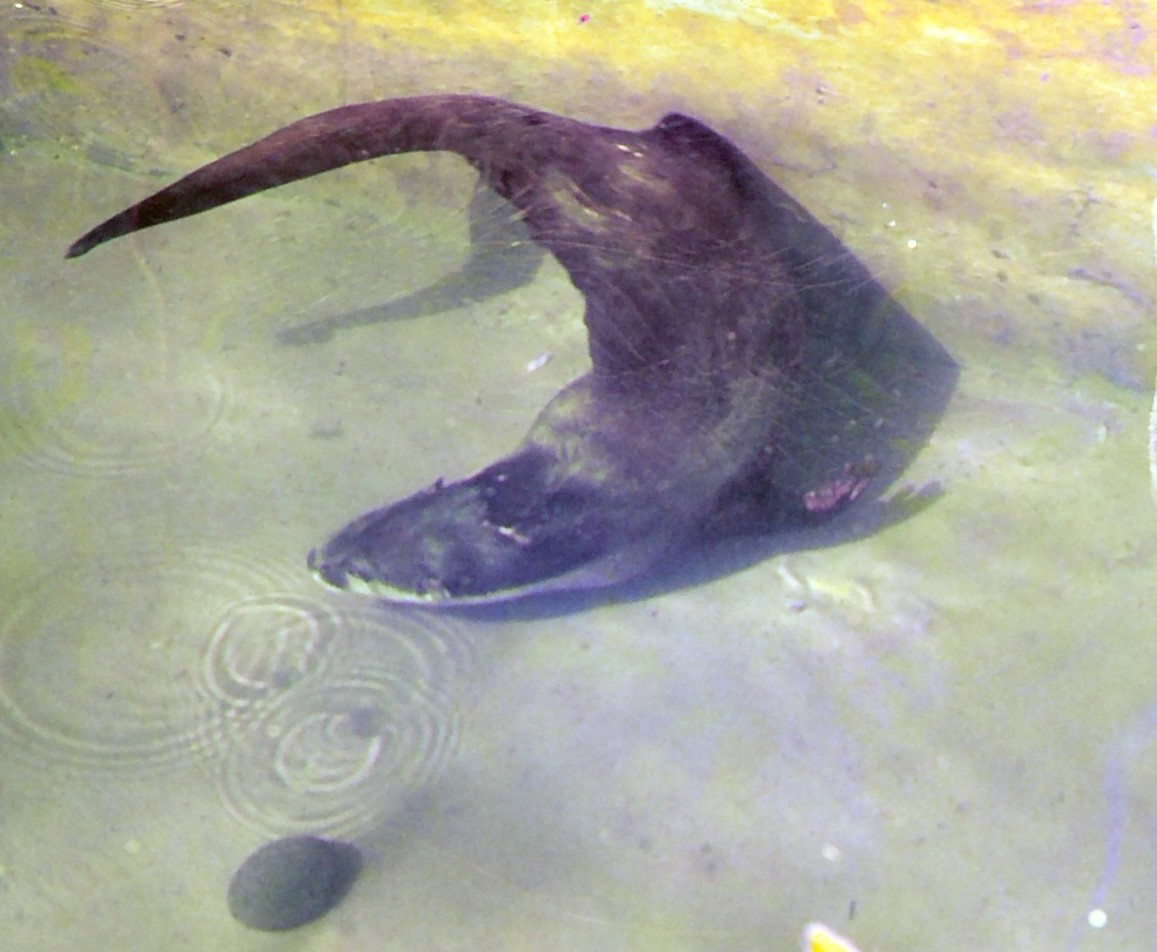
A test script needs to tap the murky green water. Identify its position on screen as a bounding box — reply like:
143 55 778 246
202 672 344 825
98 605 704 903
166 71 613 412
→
2 2 1156 951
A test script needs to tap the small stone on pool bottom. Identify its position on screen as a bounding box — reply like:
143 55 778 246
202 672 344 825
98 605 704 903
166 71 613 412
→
227 834 363 931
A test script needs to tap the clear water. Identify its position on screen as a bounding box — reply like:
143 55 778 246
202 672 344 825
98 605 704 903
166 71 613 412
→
1 2 1155 950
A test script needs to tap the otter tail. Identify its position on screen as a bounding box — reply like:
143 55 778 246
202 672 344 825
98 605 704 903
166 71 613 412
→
66 94 556 258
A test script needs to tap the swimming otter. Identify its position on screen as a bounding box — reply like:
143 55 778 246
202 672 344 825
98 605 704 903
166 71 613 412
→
68 95 955 605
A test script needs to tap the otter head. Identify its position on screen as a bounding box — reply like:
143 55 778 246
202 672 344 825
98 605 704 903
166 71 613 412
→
307 445 672 605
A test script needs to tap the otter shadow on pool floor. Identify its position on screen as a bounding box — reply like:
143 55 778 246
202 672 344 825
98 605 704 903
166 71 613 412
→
275 185 545 346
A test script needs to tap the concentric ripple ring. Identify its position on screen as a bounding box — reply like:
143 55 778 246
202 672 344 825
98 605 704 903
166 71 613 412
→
0 540 298 773
212 605 476 838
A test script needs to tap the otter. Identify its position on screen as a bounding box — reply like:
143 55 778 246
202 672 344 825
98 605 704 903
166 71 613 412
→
67 95 955 605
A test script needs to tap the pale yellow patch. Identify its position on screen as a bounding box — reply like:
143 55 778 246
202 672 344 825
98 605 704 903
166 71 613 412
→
803 921 862 952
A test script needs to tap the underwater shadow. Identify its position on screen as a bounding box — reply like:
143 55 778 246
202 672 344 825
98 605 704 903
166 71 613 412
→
276 185 545 345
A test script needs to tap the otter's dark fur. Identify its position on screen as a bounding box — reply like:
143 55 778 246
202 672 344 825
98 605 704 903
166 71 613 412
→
68 95 955 605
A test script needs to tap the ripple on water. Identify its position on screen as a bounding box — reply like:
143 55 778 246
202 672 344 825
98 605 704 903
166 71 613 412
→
0 540 298 773
198 595 341 710
210 604 476 838
7 4 106 51
0 539 478 832
1 324 227 477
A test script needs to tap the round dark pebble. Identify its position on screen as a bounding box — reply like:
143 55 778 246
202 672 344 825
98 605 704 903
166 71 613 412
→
227 834 363 932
